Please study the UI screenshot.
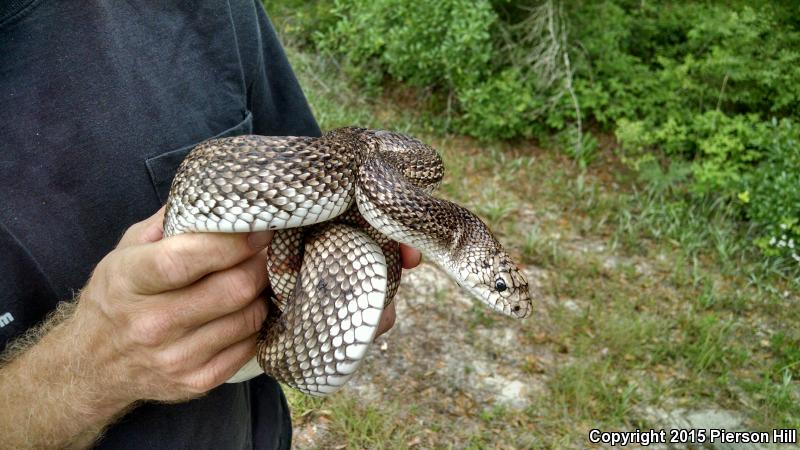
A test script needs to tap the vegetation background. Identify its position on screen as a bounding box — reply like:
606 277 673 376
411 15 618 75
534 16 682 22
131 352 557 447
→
264 0 799 448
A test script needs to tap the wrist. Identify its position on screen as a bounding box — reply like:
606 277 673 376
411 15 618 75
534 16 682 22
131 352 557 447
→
65 300 139 415
0 300 135 448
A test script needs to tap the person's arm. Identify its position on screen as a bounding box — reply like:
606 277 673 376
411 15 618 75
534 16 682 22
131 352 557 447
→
0 208 272 449
0 207 416 449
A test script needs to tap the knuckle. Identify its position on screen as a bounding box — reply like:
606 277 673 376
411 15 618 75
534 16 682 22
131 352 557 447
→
157 242 193 286
183 371 220 394
246 301 267 333
223 268 260 304
154 348 188 374
82 269 108 305
90 253 134 314
130 314 172 347
100 253 124 290
108 273 134 304
120 222 143 243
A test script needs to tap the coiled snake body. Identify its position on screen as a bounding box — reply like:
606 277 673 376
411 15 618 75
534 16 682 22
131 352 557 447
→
164 128 532 396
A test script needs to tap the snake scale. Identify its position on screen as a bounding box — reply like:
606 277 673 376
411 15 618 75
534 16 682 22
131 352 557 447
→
163 127 533 396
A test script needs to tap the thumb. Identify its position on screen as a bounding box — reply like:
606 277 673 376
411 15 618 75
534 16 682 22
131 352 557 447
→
117 205 167 248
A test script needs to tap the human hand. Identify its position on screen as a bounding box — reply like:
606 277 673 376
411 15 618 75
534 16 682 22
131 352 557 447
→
373 244 421 338
73 207 271 406
68 206 416 408
0 206 421 450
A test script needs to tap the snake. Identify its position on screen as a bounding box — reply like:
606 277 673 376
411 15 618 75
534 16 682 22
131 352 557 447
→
163 127 533 396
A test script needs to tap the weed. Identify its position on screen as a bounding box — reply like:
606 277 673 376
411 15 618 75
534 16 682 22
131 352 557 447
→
325 396 410 449
521 224 544 265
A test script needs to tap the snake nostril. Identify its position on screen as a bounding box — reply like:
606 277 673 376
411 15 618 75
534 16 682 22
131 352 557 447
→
513 305 521 312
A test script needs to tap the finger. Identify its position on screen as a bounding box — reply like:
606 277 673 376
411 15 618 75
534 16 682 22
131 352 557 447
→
123 231 273 294
118 206 166 248
400 244 421 269
188 335 260 392
171 298 267 367
160 251 270 327
375 302 396 338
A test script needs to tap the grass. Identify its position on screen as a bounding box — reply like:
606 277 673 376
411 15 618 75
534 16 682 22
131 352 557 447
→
283 389 422 449
266 11 800 447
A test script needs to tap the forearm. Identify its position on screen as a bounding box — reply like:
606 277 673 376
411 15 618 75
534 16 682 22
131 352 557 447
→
0 301 133 449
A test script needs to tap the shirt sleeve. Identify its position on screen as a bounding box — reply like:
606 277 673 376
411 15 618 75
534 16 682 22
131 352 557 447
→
230 0 322 138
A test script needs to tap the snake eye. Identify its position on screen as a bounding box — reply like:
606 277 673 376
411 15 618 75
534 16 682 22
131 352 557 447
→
495 278 507 292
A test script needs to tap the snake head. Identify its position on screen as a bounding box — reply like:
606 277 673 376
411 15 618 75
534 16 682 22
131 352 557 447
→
454 249 533 319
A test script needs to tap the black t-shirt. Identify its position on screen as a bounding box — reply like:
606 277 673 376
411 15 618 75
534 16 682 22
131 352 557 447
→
0 1 321 448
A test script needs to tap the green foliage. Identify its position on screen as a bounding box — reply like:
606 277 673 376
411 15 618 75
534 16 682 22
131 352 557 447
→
268 0 800 271
769 331 800 380
592 3 800 198
617 112 766 193
311 0 564 141
265 0 338 48
456 69 543 139
743 119 800 263
570 1 800 269
316 0 496 92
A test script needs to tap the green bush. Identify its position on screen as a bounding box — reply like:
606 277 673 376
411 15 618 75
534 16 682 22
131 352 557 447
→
312 0 555 140
268 0 800 269
456 69 543 139
593 3 800 195
743 119 800 262
616 112 765 194
316 0 496 92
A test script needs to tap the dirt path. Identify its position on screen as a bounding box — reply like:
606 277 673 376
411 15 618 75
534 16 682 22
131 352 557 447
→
290 259 563 449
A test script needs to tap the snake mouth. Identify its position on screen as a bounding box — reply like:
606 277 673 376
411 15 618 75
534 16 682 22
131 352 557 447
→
479 289 532 319
495 299 532 319
509 301 532 319
495 285 533 319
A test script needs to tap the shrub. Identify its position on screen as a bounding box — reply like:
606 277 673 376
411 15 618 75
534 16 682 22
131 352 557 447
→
743 119 800 263
456 69 543 140
269 0 800 269
313 0 568 140
593 3 800 196
316 0 497 93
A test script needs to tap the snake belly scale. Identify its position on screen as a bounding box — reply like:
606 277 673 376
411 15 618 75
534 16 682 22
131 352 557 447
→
163 127 533 396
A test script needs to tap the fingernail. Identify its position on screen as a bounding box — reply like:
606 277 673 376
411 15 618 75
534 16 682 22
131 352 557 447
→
248 231 272 249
